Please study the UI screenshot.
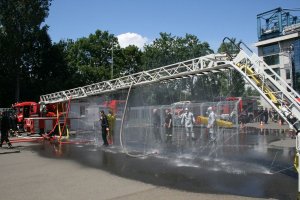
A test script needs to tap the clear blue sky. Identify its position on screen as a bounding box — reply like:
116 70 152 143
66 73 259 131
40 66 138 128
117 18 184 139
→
45 0 300 52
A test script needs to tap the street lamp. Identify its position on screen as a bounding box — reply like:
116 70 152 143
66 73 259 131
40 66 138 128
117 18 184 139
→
111 42 114 79
281 45 294 88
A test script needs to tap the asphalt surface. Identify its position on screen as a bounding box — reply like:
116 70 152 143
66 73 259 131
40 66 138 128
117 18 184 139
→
0 123 298 200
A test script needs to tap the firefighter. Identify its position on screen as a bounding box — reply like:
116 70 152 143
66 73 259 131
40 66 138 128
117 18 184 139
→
100 110 109 146
181 108 196 141
0 111 2 130
152 109 162 143
9 111 18 136
107 109 116 144
164 109 173 144
0 111 13 148
207 107 216 142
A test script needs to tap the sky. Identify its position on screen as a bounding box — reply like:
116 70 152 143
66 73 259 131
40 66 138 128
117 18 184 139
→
45 0 300 52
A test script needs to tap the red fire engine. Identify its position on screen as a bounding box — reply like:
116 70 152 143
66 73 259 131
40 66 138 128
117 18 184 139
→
12 102 69 135
225 96 259 123
12 102 39 132
102 100 125 118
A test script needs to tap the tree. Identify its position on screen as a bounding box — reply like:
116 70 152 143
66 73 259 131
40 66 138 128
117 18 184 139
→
217 38 245 97
120 45 143 75
0 0 52 106
64 30 121 86
141 33 214 104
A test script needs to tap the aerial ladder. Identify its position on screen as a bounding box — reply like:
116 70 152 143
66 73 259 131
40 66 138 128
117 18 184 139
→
39 39 300 135
40 38 300 191
222 37 300 196
223 37 300 134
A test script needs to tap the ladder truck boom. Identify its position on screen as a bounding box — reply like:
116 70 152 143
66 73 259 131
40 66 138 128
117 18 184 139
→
40 39 300 134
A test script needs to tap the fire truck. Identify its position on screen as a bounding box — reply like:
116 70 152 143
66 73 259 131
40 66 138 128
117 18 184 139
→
101 100 125 119
12 99 124 135
225 96 259 123
12 102 39 132
12 102 68 135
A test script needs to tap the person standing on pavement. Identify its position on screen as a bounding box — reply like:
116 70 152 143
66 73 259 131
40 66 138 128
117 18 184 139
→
207 107 216 141
0 111 13 148
164 109 173 144
152 109 162 143
100 110 109 146
0 111 2 131
181 108 196 141
107 109 116 144
264 108 269 124
259 108 264 125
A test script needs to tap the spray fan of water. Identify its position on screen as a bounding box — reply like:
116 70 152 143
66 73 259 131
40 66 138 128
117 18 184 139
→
37 74 297 199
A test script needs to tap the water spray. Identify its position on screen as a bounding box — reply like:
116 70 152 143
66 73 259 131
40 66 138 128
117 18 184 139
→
119 84 158 158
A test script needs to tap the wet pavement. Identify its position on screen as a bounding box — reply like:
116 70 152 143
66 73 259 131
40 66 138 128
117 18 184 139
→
24 125 298 200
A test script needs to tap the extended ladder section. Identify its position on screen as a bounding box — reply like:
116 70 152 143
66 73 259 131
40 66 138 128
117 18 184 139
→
231 48 300 133
40 54 232 104
40 44 300 133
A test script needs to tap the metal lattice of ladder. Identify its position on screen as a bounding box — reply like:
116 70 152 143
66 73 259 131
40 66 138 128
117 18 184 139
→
40 54 232 104
40 44 300 133
231 48 300 133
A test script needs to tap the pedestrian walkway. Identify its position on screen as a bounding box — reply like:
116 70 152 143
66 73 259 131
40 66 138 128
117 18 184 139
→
0 143 275 200
246 121 289 130
0 147 20 154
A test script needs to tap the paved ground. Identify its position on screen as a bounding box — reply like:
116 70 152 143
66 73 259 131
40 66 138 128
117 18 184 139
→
246 121 290 130
0 122 297 200
0 143 276 200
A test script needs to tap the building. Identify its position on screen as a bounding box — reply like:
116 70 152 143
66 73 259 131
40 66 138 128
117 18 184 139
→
255 7 300 93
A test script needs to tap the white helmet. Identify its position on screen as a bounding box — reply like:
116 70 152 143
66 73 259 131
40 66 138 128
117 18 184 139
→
207 107 212 111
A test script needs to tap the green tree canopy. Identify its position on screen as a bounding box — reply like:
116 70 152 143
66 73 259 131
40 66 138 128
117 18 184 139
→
217 38 245 97
0 0 52 106
63 30 143 87
140 33 214 105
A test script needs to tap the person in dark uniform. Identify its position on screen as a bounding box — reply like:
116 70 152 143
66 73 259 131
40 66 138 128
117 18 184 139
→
0 111 13 148
264 108 269 124
9 112 18 136
100 110 109 146
164 109 173 144
259 108 264 125
152 109 162 143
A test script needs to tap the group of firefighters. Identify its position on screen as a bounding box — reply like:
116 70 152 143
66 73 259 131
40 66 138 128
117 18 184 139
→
0 105 216 149
99 110 116 147
152 107 217 144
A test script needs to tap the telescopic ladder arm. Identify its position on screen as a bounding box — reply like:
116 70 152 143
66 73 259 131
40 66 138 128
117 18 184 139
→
40 39 300 133
227 41 300 134
39 54 231 104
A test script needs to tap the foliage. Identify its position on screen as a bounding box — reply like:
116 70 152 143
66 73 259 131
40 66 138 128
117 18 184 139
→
244 86 260 97
0 0 52 105
217 38 245 97
141 33 214 104
121 45 142 75
0 2 249 108
64 30 143 87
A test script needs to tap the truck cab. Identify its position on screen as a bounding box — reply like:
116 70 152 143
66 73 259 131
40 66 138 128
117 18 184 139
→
13 102 40 131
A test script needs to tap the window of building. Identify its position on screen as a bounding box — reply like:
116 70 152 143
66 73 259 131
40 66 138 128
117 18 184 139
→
264 68 280 76
273 68 280 76
265 69 272 75
293 39 300 93
262 44 279 56
262 44 280 65
263 55 279 65
286 69 291 79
